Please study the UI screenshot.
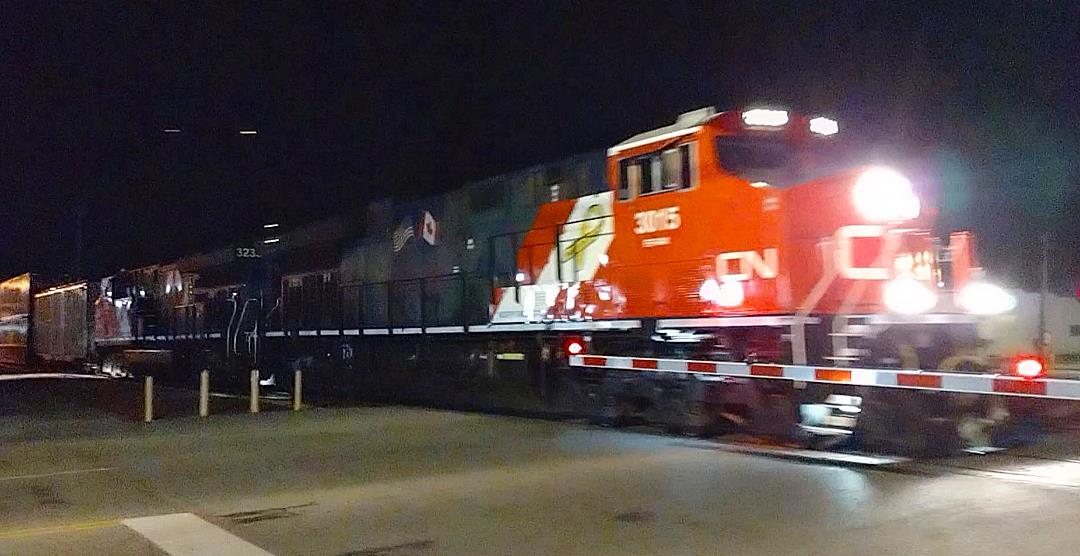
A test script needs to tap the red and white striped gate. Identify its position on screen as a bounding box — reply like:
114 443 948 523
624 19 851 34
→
569 355 1080 400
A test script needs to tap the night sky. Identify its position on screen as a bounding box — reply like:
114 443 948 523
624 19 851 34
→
4 2 1080 291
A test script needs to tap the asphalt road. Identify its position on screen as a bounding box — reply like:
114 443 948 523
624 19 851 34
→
4 382 1080 554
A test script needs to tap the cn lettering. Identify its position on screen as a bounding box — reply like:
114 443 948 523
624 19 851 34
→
716 249 778 282
712 227 907 284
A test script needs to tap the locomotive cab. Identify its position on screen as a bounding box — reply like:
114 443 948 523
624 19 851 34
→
602 106 844 320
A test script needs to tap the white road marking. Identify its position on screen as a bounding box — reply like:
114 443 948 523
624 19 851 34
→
123 513 275 556
721 445 908 466
0 467 119 482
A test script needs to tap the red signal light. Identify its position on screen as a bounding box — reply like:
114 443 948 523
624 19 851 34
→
563 336 586 356
1012 356 1044 379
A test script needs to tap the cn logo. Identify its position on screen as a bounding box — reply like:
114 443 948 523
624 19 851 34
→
834 225 899 280
421 210 438 246
716 248 778 282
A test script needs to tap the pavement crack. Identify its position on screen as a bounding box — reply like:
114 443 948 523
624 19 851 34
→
218 501 316 524
28 484 67 508
338 539 436 555
613 509 656 523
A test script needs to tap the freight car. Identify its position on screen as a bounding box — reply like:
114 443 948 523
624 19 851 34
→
0 273 34 367
0 274 93 369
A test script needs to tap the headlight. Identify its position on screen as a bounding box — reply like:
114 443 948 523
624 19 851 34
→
699 278 744 308
809 117 839 136
957 282 1017 315
852 167 920 222
883 278 937 314
742 109 789 127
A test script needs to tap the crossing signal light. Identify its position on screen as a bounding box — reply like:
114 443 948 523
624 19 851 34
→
563 336 586 356
1012 356 1044 379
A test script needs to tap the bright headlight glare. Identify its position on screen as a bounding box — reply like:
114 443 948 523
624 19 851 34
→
852 167 920 222
742 109 789 127
883 277 937 314
957 282 1017 315
717 281 745 307
809 117 839 136
699 278 744 307
699 278 721 302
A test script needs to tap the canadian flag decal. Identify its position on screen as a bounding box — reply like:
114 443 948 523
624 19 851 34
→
421 210 438 246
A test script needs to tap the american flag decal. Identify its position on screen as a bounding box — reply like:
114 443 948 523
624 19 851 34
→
392 221 414 252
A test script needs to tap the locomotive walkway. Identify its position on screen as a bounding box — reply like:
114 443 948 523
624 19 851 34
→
3 397 1080 554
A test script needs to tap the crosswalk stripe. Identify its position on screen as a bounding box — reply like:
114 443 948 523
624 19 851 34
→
122 513 274 556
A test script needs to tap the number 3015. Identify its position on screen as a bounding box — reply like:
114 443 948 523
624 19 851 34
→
633 207 681 234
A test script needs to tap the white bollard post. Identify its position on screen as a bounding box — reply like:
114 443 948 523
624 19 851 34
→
249 369 260 413
143 375 153 423
293 369 302 411
199 369 210 417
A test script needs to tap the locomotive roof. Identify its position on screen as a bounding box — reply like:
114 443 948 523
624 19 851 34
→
609 106 718 155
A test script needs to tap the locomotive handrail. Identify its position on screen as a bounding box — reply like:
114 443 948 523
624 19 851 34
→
224 297 238 359
489 213 613 244
232 298 258 356
274 272 481 335
338 272 474 288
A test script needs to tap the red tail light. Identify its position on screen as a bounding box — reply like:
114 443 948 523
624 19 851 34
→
563 336 586 356
1012 356 1045 379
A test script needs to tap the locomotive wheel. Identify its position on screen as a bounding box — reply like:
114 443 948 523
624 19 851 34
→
855 390 970 456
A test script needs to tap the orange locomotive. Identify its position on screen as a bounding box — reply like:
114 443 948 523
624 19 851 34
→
494 107 1014 369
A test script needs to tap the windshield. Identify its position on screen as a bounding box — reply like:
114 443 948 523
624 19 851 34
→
715 136 801 187
715 135 849 188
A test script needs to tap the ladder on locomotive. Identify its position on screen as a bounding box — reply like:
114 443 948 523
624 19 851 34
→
827 314 872 365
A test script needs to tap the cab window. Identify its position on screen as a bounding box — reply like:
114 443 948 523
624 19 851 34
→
714 135 847 187
618 143 692 200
